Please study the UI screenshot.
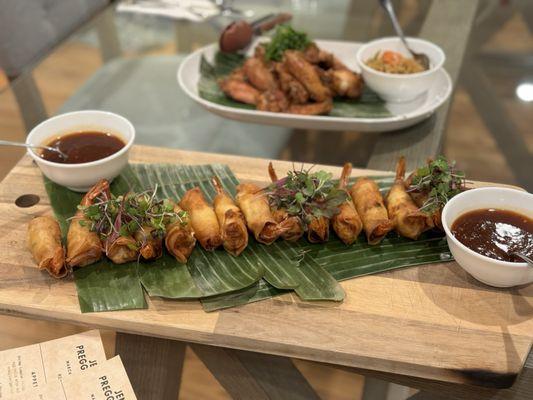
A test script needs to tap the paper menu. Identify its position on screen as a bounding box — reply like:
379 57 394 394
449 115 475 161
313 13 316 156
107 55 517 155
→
7 356 137 400
0 330 106 398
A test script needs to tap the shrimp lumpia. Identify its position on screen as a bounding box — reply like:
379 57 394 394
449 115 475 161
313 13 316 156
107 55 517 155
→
307 216 330 243
386 157 431 239
236 183 280 245
350 178 393 245
268 162 304 242
332 163 362 245
134 225 163 260
179 187 222 251
66 180 106 267
165 203 196 263
105 235 138 264
212 177 248 256
27 216 67 278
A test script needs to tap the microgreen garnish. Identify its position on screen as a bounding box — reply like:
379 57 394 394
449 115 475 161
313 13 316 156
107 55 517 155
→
408 156 466 213
293 248 311 266
78 185 187 245
265 166 348 228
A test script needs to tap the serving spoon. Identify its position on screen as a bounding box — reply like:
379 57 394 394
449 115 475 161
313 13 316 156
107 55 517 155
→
0 140 68 159
219 12 292 53
378 0 430 70
508 251 533 267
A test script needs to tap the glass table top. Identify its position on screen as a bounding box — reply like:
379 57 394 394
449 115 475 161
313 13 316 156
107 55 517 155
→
0 0 531 190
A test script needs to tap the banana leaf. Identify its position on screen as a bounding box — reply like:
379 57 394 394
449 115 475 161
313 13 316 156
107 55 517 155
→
198 53 392 118
131 163 265 298
45 167 147 312
200 175 453 312
45 164 452 314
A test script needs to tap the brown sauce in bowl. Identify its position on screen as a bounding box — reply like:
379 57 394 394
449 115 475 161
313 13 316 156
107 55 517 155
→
451 208 533 263
40 131 125 164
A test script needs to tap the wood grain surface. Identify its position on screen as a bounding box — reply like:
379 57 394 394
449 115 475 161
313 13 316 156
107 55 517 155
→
0 145 531 388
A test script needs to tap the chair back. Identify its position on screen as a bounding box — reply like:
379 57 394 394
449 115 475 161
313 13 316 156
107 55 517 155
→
0 0 108 78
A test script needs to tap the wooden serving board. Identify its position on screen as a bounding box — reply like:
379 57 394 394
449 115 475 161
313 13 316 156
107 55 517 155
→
0 145 531 388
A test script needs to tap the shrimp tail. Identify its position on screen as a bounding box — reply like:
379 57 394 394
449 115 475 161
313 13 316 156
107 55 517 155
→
339 162 352 189
395 157 406 182
211 175 224 195
81 179 110 206
268 162 279 183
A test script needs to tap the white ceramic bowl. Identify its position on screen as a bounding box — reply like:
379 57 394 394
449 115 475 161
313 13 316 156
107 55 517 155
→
356 37 445 103
442 187 533 287
27 110 135 192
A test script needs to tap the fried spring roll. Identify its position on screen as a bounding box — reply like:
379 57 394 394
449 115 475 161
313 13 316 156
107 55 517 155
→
179 187 222 251
106 235 138 264
165 203 196 263
212 176 248 256
307 216 329 243
386 157 432 240
406 168 440 230
350 178 393 245
331 163 363 245
66 180 106 267
134 225 163 260
27 216 68 278
236 183 280 245
268 162 304 242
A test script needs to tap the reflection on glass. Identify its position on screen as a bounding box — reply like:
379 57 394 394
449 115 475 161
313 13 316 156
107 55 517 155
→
516 83 533 102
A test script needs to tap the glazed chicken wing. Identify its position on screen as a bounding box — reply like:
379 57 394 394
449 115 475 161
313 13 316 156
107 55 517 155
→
274 63 309 104
219 78 260 105
283 50 331 102
304 43 347 70
243 57 277 91
288 100 332 115
327 69 363 99
257 89 289 112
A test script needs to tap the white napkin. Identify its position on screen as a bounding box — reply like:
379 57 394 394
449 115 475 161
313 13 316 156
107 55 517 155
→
117 0 220 22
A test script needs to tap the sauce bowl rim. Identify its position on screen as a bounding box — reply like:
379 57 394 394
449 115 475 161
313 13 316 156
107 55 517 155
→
442 187 531 268
26 110 135 169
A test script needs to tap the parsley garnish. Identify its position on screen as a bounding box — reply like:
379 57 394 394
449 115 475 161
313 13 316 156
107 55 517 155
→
408 156 466 213
264 24 310 61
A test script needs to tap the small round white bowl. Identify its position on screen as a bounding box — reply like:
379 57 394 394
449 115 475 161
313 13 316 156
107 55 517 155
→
27 110 135 192
356 37 445 103
442 187 533 288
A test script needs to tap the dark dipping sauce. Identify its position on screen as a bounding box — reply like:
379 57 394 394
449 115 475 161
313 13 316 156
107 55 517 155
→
451 208 533 263
40 131 125 164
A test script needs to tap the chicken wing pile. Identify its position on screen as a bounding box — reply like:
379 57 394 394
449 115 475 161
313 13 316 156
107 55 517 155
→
219 42 363 115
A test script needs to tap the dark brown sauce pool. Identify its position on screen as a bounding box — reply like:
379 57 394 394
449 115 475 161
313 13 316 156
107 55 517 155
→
451 208 533 263
40 131 125 164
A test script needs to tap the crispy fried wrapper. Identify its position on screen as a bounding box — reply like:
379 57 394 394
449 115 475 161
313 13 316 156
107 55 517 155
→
307 216 330 243
405 165 441 230
268 162 305 242
165 203 196 263
212 176 249 256
27 215 68 278
350 178 393 245
386 157 432 240
134 225 163 261
332 163 363 245
179 187 222 251
236 183 280 245
66 180 107 267
106 235 138 264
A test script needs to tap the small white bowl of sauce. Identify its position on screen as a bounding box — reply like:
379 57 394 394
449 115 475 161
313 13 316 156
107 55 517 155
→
442 187 533 287
27 110 135 192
